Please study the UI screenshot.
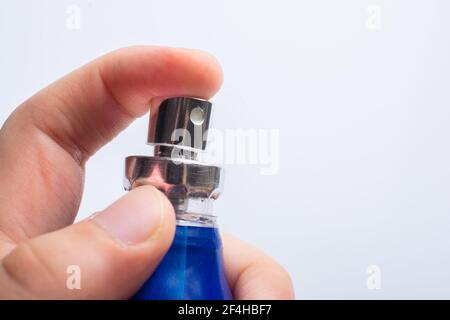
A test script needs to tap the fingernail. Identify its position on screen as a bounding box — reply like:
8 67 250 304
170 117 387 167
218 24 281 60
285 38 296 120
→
92 186 164 245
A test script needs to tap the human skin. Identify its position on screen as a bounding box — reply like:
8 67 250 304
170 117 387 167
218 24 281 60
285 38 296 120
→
0 46 294 299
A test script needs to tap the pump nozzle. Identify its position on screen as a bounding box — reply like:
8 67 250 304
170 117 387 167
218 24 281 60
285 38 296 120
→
124 97 222 221
147 97 212 160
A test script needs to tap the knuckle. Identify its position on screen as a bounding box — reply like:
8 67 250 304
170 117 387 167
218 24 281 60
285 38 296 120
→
1 242 58 297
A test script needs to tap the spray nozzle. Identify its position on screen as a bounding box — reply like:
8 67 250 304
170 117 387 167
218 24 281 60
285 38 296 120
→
147 97 212 160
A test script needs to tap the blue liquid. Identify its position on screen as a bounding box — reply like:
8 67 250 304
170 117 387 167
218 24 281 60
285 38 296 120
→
133 225 232 300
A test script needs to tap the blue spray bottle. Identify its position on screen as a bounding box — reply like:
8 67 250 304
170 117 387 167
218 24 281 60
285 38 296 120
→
124 97 232 300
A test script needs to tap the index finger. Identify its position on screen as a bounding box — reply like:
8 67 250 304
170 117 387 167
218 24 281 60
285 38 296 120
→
0 46 223 243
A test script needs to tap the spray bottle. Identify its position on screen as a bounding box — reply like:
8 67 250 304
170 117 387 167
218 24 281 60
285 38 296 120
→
124 97 232 299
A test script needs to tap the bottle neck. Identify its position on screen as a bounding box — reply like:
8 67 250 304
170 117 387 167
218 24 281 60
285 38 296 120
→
171 197 218 228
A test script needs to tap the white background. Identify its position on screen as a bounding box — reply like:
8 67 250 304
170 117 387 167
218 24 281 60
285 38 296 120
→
1 0 450 299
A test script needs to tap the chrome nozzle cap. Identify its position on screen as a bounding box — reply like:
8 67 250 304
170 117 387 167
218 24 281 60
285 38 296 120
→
124 156 223 214
147 97 212 152
125 97 221 217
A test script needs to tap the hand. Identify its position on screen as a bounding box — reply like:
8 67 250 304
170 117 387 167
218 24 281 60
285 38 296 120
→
0 46 294 299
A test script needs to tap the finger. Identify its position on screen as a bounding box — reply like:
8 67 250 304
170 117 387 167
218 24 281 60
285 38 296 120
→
0 185 175 299
222 234 295 300
0 46 222 243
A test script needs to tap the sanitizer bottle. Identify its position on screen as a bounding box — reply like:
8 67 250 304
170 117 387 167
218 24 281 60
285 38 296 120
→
124 97 232 300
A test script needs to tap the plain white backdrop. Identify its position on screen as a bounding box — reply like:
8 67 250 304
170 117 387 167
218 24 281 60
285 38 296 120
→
1 0 450 299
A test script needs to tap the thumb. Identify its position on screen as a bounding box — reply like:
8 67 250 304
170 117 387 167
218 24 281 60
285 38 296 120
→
0 185 175 299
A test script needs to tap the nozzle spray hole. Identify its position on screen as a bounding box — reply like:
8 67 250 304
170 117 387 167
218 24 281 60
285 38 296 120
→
190 107 205 126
